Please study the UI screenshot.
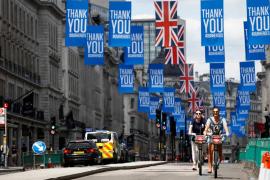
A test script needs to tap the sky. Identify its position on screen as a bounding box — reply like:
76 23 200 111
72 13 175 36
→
129 0 262 81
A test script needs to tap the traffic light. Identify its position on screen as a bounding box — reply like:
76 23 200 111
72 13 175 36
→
50 116 56 135
162 112 167 130
170 116 176 136
155 109 161 128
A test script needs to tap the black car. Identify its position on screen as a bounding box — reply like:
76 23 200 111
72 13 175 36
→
63 140 102 167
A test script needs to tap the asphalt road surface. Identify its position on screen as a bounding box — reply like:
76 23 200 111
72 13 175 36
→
75 163 249 180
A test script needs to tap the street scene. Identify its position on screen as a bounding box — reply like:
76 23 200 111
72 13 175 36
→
0 0 270 179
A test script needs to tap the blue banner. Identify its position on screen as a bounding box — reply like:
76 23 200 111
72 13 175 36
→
138 87 150 113
212 91 226 108
176 121 185 135
246 0 270 45
148 64 164 92
244 21 266 61
84 26 104 65
237 88 250 111
230 112 237 125
124 26 144 65
205 46 225 63
237 115 247 125
65 0 88 46
118 65 134 93
210 63 225 92
237 108 249 119
201 0 224 46
162 88 175 113
109 1 131 47
173 98 181 118
231 124 246 137
149 97 160 120
240 61 256 91
166 117 171 135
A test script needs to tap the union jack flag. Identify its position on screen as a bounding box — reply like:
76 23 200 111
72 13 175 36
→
164 25 186 65
154 1 178 47
179 64 195 94
187 88 200 113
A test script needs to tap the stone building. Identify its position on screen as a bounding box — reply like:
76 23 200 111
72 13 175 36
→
0 0 126 166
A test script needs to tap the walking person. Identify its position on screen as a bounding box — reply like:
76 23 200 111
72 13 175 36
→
0 144 3 167
11 145 18 166
188 109 206 170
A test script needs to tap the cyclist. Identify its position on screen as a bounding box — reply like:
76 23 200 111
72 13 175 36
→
188 109 206 170
203 107 229 173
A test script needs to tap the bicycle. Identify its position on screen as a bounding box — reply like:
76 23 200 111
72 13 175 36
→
208 134 226 178
194 135 206 176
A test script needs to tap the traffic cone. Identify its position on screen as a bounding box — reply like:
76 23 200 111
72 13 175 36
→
259 152 270 180
47 157 53 168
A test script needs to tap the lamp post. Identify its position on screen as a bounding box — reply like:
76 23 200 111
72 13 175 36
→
158 98 163 161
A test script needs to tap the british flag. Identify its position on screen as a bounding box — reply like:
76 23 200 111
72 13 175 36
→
179 64 195 94
187 88 200 113
154 1 178 47
164 25 186 65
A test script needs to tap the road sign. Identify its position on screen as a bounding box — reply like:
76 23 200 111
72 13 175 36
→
32 141 46 154
0 108 5 126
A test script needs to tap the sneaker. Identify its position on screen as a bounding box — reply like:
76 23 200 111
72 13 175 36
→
192 165 197 171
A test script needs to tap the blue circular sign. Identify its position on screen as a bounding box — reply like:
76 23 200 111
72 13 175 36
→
32 141 46 154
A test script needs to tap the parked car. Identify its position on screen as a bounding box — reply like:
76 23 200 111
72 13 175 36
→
63 140 102 167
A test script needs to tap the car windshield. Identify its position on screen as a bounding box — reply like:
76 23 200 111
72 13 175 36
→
87 133 111 142
67 142 95 149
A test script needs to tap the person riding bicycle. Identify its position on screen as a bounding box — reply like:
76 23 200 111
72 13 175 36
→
203 107 229 173
188 109 206 170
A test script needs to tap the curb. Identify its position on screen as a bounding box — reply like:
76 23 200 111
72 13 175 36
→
0 167 25 174
46 162 167 180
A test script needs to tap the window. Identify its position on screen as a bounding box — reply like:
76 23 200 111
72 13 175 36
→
34 92 39 109
14 4 17 27
10 1 13 24
30 16 33 37
8 83 15 100
17 86 23 98
19 8 22 30
23 11 25 33
130 117 135 133
0 79 5 97
130 98 134 109
50 63 58 88
35 19 37 40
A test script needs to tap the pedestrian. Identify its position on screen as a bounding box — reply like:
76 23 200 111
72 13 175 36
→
21 143 27 153
235 142 240 163
0 144 3 166
11 144 17 166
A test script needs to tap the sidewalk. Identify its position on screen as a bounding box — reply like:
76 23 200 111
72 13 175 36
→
0 166 25 174
0 161 167 180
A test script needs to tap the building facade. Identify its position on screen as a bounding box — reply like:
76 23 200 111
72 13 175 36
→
0 0 126 166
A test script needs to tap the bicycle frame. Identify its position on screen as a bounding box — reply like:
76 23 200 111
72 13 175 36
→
211 135 223 178
195 135 206 176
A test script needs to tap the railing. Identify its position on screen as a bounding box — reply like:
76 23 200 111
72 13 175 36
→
239 138 270 167
22 151 63 168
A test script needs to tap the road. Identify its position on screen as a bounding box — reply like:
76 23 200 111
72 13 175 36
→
75 163 249 180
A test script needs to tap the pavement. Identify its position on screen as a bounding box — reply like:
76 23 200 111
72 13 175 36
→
0 161 167 180
0 166 25 174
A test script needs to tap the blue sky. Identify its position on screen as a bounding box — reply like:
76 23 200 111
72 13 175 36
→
129 0 262 81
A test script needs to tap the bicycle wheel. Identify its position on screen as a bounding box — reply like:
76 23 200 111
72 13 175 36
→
198 149 202 175
214 150 219 178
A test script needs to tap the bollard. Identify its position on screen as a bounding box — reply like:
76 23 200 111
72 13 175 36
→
47 157 53 168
